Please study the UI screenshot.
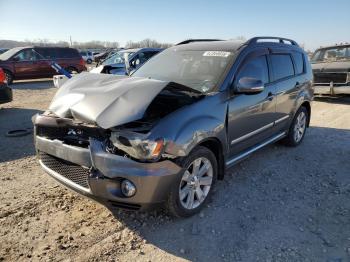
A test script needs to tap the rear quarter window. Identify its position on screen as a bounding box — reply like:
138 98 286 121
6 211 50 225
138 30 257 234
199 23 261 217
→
270 54 295 81
292 52 305 75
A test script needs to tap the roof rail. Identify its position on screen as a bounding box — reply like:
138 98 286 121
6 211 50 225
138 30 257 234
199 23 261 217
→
246 36 299 47
175 39 222 45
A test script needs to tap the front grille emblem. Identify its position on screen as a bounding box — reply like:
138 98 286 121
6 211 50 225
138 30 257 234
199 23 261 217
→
67 129 82 136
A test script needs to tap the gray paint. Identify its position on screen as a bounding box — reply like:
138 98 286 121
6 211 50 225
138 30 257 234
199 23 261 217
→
49 72 173 129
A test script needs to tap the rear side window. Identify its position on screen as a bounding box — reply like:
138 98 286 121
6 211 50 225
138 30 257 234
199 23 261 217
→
292 52 305 75
270 54 294 81
236 55 269 84
35 48 56 59
57 48 79 59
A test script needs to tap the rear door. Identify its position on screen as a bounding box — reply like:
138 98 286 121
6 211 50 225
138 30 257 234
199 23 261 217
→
227 49 278 156
35 48 57 76
268 50 300 130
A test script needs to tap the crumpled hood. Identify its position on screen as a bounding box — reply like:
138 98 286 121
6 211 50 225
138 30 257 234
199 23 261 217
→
49 72 169 129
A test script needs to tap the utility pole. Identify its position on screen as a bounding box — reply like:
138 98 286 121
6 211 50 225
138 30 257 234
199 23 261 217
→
70 36 72 47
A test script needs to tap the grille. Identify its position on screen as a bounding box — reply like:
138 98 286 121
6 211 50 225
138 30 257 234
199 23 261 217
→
314 72 347 84
39 152 90 189
36 125 108 147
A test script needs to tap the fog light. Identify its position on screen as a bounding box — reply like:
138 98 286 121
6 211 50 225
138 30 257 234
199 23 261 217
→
121 180 136 197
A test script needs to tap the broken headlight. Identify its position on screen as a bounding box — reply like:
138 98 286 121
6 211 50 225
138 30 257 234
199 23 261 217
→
110 131 164 161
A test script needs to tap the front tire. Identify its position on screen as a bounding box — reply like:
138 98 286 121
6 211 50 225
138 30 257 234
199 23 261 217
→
166 146 217 217
283 106 309 147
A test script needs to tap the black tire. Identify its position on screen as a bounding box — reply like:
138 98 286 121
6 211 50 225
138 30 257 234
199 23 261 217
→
87 59 92 64
283 106 309 147
166 146 218 218
4 70 13 85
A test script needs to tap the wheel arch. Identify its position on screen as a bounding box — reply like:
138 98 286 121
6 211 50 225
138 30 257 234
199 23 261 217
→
300 101 311 127
197 137 225 180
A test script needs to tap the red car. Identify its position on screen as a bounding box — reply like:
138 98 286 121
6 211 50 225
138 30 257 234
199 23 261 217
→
0 68 12 104
0 47 86 84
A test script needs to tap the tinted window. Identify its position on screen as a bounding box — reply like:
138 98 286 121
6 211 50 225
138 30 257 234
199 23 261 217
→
35 48 56 59
270 54 294 81
57 48 79 59
292 52 304 75
236 55 269 84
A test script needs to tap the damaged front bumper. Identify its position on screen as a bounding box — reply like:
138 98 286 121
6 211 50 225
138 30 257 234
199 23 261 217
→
33 115 182 211
313 82 350 95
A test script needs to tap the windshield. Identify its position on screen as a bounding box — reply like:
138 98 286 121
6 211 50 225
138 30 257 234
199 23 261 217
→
102 51 134 65
0 47 23 61
132 48 234 92
311 46 350 62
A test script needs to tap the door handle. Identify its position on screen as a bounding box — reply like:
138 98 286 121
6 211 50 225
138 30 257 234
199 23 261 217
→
266 92 274 101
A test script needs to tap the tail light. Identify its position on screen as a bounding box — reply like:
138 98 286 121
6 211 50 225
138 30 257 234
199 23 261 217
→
79 58 85 66
0 68 5 83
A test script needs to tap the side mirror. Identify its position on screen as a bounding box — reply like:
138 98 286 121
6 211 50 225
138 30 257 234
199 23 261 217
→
236 77 264 94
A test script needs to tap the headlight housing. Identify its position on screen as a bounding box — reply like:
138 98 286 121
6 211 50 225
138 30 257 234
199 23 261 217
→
110 131 164 161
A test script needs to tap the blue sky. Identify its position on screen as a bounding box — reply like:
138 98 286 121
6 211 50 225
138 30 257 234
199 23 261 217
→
0 0 349 50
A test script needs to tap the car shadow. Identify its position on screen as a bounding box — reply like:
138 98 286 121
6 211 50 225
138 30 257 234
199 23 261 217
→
0 107 42 162
11 79 54 90
314 95 350 105
108 126 350 261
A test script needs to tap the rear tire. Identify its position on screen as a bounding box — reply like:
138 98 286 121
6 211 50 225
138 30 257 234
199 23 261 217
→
283 106 309 147
4 70 13 85
166 146 217 217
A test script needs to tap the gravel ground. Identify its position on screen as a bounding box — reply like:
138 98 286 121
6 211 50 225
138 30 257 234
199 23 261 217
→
0 80 350 262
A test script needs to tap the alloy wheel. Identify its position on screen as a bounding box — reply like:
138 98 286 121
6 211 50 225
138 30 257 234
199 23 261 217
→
179 157 213 210
294 111 306 143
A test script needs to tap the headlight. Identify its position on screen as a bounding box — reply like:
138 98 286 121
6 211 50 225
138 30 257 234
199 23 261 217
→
110 131 164 161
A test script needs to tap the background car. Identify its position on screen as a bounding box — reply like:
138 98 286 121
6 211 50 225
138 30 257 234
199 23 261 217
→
0 46 86 84
0 68 12 104
311 44 350 95
79 50 94 64
91 47 163 75
0 48 9 54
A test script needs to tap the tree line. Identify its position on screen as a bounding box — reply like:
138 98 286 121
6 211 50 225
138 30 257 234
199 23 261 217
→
0 38 173 49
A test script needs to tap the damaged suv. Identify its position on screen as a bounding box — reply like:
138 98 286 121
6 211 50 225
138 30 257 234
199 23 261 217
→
312 44 350 95
33 37 313 217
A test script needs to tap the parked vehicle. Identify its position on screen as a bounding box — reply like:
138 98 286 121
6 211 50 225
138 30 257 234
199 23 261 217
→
0 48 9 54
33 37 313 217
311 44 350 95
91 48 163 75
0 68 12 104
94 50 116 64
0 47 86 84
80 50 94 64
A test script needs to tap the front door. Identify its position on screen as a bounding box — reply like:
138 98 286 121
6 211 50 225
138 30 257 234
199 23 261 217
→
13 49 40 78
227 51 277 157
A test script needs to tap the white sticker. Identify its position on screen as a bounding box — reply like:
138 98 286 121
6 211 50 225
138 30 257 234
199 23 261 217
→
203 51 231 57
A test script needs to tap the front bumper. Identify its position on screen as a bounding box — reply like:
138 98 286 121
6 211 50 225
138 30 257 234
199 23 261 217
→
33 116 182 211
0 84 12 104
313 83 350 95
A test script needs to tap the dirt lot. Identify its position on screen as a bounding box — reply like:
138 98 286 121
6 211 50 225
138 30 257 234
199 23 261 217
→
1 80 350 262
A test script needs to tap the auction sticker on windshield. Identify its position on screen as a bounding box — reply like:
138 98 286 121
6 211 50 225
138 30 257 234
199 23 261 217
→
203 51 231 57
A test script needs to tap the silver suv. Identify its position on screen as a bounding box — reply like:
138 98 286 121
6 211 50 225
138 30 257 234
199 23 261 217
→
33 37 313 217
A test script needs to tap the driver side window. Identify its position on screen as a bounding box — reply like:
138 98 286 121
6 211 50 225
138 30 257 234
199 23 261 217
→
237 55 269 84
14 49 37 61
